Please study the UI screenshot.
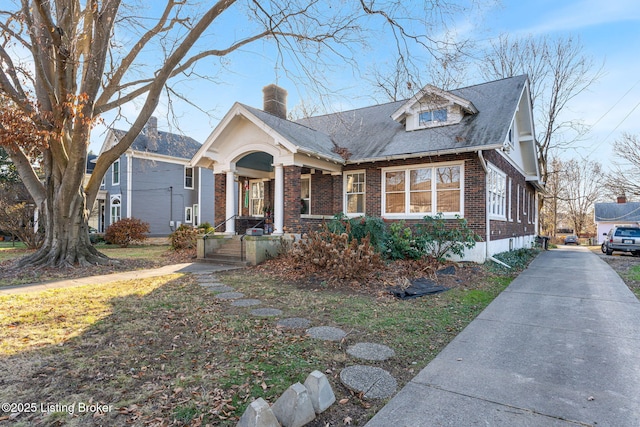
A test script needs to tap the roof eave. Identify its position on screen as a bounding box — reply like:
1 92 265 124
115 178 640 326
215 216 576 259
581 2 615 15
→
346 143 504 165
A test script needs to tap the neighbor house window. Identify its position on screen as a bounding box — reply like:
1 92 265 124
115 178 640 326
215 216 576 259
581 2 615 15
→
419 109 447 126
301 176 311 215
110 195 121 224
344 171 365 215
383 163 462 216
193 204 199 226
488 165 507 219
100 177 105 189
112 159 120 185
185 206 193 223
184 167 194 189
250 181 264 216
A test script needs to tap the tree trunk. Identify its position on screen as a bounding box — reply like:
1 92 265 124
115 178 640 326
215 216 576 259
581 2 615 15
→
17 166 110 268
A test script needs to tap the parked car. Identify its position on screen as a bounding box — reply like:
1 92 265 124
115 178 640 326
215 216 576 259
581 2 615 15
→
602 226 640 256
564 235 579 245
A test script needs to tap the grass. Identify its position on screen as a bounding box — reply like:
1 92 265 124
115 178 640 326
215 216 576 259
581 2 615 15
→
629 265 640 282
0 249 538 426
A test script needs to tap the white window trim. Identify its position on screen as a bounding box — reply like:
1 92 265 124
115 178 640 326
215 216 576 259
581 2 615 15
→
249 180 264 217
185 206 193 223
301 174 311 216
381 161 464 219
517 184 521 223
193 204 199 227
112 159 120 185
184 166 194 189
487 164 507 221
343 170 366 217
507 178 513 221
110 194 121 224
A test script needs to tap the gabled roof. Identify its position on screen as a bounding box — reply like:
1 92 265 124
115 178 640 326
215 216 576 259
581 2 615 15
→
595 202 640 223
390 84 478 122
109 128 202 160
292 75 527 162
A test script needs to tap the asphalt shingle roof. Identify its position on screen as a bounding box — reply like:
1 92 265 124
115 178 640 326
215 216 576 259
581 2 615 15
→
284 75 528 162
112 128 202 160
594 202 640 223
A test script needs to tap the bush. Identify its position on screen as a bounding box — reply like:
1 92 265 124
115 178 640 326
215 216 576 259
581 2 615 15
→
384 220 425 260
417 214 480 262
104 217 150 247
170 224 199 250
197 222 215 235
327 214 387 253
291 223 383 281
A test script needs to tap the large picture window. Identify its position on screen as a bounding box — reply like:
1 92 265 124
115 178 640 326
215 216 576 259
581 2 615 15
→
344 171 365 215
488 165 507 219
250 181 264 217
383 163 462 217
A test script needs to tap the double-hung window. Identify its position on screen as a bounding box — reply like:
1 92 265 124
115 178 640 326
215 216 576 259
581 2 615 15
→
250 181 264 217
383 163 462 217
184 167 194 189
344 171 365 215
487 165 507 219
112 159 120 185
301 176 311 215
185 206 193 223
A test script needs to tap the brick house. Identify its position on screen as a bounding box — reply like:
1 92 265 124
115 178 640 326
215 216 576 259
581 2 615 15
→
191 75 543 262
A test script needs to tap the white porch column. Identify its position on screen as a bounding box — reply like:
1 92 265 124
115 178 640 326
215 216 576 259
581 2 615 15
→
274 164 284 235
225 170 236 234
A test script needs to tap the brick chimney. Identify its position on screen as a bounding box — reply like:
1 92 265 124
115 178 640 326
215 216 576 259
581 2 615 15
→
144 116 159 151
263 84 288 119
617 195 627 204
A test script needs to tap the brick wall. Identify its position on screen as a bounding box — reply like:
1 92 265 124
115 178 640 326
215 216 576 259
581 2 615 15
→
284 165 302 233
214 173 226 232
484 150 536 241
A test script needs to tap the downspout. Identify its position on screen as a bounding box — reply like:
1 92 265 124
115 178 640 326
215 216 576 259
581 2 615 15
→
477 150 490 263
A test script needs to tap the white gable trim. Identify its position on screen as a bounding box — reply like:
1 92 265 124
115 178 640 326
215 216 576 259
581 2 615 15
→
391 84 478 122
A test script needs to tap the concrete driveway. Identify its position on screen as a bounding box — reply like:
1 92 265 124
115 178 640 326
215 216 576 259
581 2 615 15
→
366 246 640 426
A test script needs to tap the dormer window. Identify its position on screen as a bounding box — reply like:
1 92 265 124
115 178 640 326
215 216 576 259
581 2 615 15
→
419 109 447 126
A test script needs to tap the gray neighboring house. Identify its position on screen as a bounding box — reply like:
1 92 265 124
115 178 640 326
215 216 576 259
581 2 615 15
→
97 117 214 237
595 196 640 244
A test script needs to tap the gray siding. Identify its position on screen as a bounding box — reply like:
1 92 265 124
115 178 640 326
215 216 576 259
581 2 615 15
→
198 168 215 226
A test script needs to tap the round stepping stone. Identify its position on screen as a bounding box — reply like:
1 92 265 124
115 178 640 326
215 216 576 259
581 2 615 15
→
277 317 312 330
347 342 395 361
231 299 262 307
250 308 283 317
306 326 347 342
340 366 397 399
201 284 235 292
215 292 244 300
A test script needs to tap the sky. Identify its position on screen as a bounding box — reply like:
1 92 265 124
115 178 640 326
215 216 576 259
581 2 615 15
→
89 0 640 168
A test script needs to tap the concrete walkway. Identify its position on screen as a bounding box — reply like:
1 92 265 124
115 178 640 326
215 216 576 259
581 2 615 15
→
366 246 640 426
0 262 239 295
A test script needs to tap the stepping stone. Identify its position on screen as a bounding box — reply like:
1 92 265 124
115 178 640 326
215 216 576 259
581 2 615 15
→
306 326 347 342
231 299 262 307
201 284 235 292
250 308 283 317
347 342 395 361
237 398 281 427
277 317 312 330
340 365 397 399
304 370 336 414
215 292 244 300
271 383 316 427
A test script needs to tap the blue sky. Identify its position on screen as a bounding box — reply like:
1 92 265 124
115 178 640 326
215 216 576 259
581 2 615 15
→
90 0 640 166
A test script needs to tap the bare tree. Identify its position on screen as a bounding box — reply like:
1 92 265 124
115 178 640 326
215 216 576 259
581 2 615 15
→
540 157 562 237
560 158 604 236
606 133 640 199
0 0 461 267
479 35 601 184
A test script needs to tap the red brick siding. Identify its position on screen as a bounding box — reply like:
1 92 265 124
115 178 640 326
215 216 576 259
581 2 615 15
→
214 173 226 232
484 150 536 240
284 166 302 233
